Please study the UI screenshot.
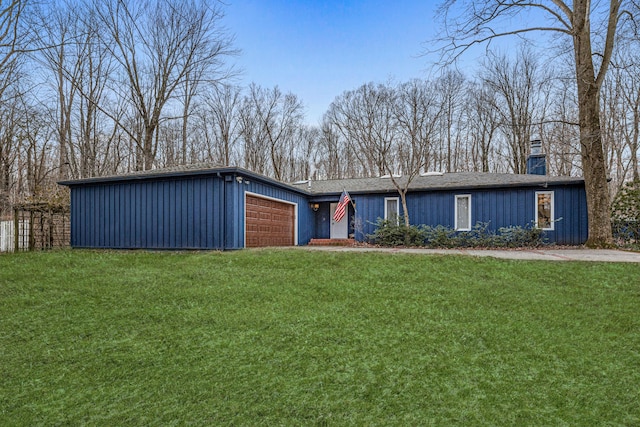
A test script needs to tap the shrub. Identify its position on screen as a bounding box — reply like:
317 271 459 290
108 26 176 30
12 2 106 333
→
458 222 500 247
370 219 547 248
422 222 498 248
497 222 547 248
611 180 640 245
367 217 426 247
422 225 457 248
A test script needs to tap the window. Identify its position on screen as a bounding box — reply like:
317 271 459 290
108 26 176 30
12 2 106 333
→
384 197 399 223
455 195 471 231
536 191 554 230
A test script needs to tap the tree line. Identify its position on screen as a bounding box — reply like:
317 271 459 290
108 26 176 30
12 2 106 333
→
0 0 639 244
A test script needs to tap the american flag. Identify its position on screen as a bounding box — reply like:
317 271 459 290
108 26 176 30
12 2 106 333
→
333 190 351 222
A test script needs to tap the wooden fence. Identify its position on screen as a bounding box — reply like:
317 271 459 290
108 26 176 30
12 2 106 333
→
0 203 70 252
0 220 29 252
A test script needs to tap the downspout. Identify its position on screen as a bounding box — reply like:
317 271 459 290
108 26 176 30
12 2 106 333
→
217 172 225 250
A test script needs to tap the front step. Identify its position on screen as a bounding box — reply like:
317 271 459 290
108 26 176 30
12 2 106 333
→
308 238 356 247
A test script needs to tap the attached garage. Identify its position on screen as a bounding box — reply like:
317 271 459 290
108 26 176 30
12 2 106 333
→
245 193 296 247
59 166 314 250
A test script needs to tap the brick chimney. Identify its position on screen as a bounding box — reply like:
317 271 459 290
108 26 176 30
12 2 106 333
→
526 139 546 175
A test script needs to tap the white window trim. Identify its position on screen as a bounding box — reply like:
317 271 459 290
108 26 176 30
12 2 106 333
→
384 197 400 224
535 191 555 230
455 194 472 231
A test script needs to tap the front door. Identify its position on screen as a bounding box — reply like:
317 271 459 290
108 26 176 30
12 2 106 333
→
330 202 348 239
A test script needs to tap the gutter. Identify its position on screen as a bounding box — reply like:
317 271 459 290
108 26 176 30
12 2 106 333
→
58 166 313 197
301 178 585 198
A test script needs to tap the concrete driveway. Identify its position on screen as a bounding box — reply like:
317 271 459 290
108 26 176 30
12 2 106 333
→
301 246 640 263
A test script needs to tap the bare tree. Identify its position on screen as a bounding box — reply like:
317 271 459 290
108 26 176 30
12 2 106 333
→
0 0 27 213
328 81 443 226
238 84 304 180
76 8 122 178
317 115 348 179
395 79 441 175
610 50 640 182
23 111 55 197
33 2 82 180
601 67 628 190
94 0 235 170
327 82 397 178
238 88 268 175
392 79 443 225
0 83 23 214
434 0 636 246
294 125 320 181
200 84 242 166
177 17 238 166
480 47 550 174
542 77 581 177
434 70 466 172
466 82 500 172
33 1 127 179
0 0 25 74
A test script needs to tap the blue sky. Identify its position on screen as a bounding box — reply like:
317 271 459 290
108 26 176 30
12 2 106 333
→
224 1 440 124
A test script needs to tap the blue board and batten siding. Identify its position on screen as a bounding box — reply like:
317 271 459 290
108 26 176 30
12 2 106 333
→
352 183 587 245
63 165 588 249
71 176 228 249
69 172 315 250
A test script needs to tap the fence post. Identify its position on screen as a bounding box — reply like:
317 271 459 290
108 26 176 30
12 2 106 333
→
14 207 19 252
29 210 34 251
49 208 54 249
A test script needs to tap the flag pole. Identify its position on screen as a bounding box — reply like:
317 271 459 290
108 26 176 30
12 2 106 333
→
344 188 356 213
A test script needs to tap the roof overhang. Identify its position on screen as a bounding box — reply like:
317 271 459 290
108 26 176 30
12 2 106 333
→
59 166 585 199
58 166 311 196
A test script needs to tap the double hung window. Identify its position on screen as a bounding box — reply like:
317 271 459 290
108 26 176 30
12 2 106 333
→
384 197 399 224
455 195 471 231
536 191 554 230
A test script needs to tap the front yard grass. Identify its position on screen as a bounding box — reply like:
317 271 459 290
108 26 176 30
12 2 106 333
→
1 249 639 425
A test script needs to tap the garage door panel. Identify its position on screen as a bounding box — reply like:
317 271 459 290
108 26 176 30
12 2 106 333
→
245 195 295 248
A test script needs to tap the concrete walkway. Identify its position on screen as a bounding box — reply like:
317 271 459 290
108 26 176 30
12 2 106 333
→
300 245 640 263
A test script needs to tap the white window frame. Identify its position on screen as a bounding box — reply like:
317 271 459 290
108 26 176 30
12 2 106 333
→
455 194 472 231
384 197 400 224
535 191 554 230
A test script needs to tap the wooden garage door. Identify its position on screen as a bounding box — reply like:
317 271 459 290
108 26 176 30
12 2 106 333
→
245 195 295 247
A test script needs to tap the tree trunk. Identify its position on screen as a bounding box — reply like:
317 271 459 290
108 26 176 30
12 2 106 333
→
400 190 410 227
578 100 613 247
143 126 155 171
631 130 639 181
573 5 613 247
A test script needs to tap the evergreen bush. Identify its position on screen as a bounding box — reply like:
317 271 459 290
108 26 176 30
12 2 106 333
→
611 179 640 245
497 222 546 248
367 217 426 247
370 218 547 248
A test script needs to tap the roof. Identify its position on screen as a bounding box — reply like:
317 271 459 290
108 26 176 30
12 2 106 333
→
291 172 584 195
58 162 227 185
58 163 307 195
58 163 584 196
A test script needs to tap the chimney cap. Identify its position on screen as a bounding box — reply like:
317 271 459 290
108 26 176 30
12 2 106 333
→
531 139 542 155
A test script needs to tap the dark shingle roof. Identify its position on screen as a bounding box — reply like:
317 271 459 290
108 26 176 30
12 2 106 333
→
58 162 226 185
291 172 584 195
58 163 309 194
59 163 583 196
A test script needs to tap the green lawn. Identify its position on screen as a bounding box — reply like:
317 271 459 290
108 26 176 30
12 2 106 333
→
1 249 639 425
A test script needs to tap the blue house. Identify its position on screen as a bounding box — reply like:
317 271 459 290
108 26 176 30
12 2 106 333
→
59 150 588 249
